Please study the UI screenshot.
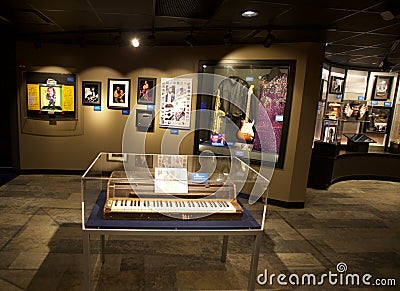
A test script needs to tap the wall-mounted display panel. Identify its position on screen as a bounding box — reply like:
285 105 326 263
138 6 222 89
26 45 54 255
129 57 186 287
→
25 72 77 120
194 60 296 168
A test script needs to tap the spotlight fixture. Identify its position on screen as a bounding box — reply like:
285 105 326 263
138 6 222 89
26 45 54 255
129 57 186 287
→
263 30 275 48
241 10 258 18
224 31 233 47
131 38 140 48
185 32 194 46
115 33 123 47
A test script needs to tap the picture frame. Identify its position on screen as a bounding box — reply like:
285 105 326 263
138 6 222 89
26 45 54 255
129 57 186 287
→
329 76 344 94
136 109 154 132
135 154 154 168
107 78 130 109
372 76 392 100
137 77 156 104
364 106 391 133
106 153 127 162
320 79 328 101
159 77 192 129
82 81 101 106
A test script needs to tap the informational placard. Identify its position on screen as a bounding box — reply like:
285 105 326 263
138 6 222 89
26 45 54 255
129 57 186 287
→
159 78 192 129
61 85 75 111
154 167 188 194
27 84 40 110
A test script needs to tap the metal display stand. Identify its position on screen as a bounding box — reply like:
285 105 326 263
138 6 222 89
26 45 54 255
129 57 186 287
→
82 228 262 291
81 153 270 291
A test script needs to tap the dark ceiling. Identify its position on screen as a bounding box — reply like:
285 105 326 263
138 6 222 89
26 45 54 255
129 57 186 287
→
1 0 400 71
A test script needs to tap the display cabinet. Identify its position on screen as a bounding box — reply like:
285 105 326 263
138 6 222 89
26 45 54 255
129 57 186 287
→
82 153 270 291
389 105 400 153
194 60 296 168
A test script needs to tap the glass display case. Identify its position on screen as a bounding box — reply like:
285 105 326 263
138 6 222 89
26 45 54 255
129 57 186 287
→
313 66 399 151
194 60 296 168
389 102 400 153
81 153 270 290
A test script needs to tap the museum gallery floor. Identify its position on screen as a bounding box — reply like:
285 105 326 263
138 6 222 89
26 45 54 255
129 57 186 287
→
0 175 399 290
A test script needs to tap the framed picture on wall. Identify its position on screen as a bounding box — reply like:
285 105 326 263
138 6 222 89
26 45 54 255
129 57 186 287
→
106 153 127 162
135 154 154 168
329 76 344 94
137 77 156 104
107 78 130 109
372 76 392 100
320 79 328 101
82 81 101 105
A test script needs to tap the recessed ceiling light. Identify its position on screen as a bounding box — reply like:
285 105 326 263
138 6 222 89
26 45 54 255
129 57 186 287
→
131 38 140 48
242 10 258 18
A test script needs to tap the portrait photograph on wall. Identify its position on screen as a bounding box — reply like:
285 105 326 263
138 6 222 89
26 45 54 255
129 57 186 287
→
107 78 130 109
82 81 101 105
137 77 156 105
329 76 344 94
372 76 392 100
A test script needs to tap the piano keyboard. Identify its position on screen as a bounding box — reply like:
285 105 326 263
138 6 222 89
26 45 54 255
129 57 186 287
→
104 198 243 220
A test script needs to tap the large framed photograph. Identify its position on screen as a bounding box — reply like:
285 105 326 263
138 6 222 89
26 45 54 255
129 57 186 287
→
329 76 344 94
137 77 156 104
82 81 101 105
107 78 130 109
372 76 392 100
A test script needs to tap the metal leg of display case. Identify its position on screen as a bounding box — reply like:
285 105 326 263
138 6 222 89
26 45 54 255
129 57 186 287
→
248 233 262 291
100 235 105 264
221 235 229 262
83 232 91 291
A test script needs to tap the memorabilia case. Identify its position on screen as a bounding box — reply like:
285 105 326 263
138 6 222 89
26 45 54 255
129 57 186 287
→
389 104 400 154
81 153 270 230
194 60 296 169
313 66 398 149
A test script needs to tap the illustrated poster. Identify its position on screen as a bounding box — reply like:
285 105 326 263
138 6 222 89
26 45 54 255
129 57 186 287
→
159 78 192 129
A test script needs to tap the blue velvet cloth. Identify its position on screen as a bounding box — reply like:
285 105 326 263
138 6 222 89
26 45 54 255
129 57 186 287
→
85 191 261 230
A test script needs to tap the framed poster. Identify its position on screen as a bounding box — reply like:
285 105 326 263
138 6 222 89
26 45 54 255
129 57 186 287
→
82 81 101 105
25 72 77 120
107 78 130 109
329 76 344 94
137 77 156 104
159 78 192 129
372 76 392 100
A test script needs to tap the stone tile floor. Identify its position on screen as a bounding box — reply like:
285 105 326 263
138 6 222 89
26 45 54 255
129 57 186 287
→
0 175 398 290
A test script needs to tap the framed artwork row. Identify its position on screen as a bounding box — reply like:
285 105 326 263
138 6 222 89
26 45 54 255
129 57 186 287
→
81 77 158 108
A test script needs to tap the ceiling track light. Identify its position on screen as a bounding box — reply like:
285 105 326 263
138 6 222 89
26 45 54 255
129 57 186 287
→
185 32 194 46
224 31 233 47
263 30 275 48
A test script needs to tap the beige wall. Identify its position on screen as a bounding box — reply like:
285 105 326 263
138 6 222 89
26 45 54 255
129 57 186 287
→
16 42 324 203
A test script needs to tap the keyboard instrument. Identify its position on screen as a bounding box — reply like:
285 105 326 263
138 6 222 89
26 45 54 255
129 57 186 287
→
103 171 243 220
